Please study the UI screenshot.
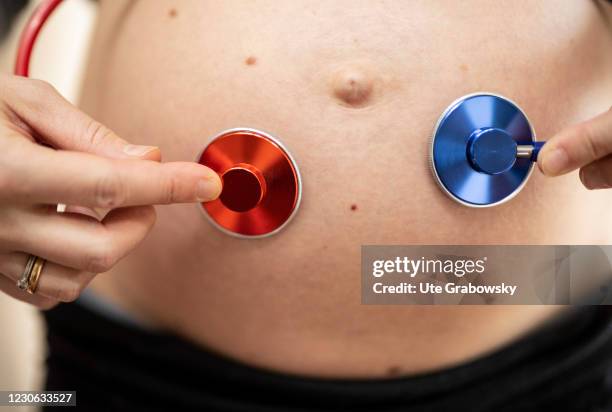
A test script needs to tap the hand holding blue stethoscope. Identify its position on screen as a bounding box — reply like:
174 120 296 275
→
430 94 612 207
538 107 612 189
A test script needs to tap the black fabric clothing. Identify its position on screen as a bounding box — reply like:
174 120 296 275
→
44 303 612 412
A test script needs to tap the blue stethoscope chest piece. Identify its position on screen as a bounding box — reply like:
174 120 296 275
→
430 93 543 207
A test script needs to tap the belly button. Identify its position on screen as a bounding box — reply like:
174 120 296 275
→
330 67 375 108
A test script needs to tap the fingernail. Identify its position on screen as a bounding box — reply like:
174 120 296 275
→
196 176 222 202
123 144 159 157
580 167 607 190
541 148 569 176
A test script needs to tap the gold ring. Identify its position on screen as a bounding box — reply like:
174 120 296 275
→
27 256 45 294
16 255 46 294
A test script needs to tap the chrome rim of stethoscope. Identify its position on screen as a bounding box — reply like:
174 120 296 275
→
429 92 537 208
195 127 303 239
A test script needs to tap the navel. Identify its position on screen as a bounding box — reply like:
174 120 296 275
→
331 67 375 108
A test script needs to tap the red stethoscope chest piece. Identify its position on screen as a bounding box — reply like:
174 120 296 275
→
197 128 302 238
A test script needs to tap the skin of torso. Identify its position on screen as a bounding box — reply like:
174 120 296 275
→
82 0 612 378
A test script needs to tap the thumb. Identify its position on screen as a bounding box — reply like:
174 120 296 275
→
5 76 160 161
538 107 612 176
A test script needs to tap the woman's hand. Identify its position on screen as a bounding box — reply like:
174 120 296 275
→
0 74 221 308
538 106 612 189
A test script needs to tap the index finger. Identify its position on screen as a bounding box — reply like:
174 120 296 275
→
538 108 612 176
3 140 222 207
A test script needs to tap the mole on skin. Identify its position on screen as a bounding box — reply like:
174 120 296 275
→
350 204 358 211
168 8 177 18
245 56 257 66
331 68 374 108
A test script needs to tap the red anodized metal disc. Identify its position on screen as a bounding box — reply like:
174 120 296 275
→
197 128 302 237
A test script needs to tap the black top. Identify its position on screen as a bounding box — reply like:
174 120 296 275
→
43 303 612 411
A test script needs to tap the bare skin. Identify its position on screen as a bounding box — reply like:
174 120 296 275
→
82 0 612 378
1 0 611 379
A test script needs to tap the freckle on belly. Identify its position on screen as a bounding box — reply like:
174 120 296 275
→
331 67 374 108
245 56 257 66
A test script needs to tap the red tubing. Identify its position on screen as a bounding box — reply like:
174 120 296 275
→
14 0 63 77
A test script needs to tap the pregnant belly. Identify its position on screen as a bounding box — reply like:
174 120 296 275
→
83 0 612 377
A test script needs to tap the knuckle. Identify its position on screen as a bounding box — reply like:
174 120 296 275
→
161 175 179 204
83 119 113 149
12 79 54 114
1 76 41 103
47 270 91 303
27 78 55 94
83 240 118 273
23 80 58 106
56 283 83 302
93 168 125 208
34 79 55 93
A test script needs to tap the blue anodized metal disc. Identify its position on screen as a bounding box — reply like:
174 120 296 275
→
430 93 537 207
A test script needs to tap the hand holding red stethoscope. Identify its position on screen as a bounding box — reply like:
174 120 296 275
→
0 73 221 308
0 0 611 309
